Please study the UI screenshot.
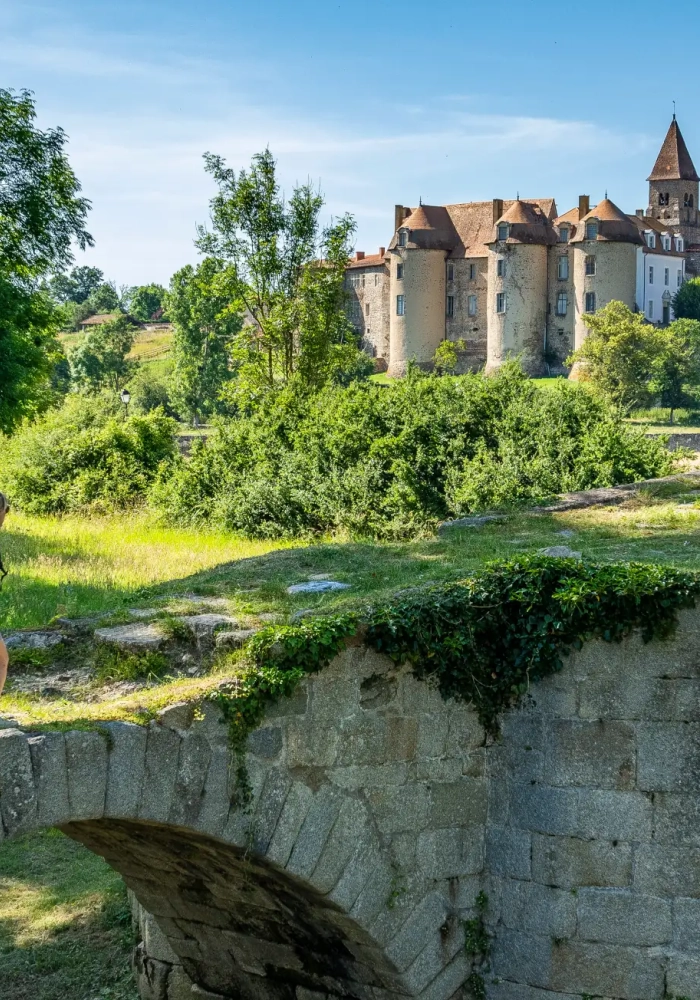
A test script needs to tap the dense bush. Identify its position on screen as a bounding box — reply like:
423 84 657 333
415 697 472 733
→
151 363 673 539
0 395 177 514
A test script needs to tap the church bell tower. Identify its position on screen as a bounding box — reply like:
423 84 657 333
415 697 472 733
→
647 115 700 273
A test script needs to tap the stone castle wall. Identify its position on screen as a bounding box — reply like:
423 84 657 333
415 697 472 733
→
5 611 700 998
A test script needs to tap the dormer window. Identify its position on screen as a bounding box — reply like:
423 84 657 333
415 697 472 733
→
662 236 671 251
585 220 599 240
558 226 569 244
676 236 684 252
647 232 656 249
497 223 509 241
398 229 408 248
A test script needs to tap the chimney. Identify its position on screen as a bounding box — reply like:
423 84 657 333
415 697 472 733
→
378 247 385 257
394 205 405 233
636 209 645 218
578 195 590 220
492 198 504 223
355 251 365 262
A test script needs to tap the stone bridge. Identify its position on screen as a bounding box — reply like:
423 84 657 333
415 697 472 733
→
3 614 700 1000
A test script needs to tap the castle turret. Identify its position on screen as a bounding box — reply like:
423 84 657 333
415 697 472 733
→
387 205 456 376
569 198 643 374
485 199 556 376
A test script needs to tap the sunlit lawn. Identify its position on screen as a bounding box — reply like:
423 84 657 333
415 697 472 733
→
0 829 137 1000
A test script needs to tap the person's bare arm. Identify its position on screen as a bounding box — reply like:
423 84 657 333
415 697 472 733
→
0 639 8 697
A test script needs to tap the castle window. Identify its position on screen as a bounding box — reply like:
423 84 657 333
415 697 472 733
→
557 255 569 280
684 193 695 208
497 223 509 241
366 303 370 317
648 299 654 320
398 230 408 247
665 267 670 287
585 292 596 313
396 294 405 316
446 295 455 318
469 263 476 280
497 258 505 277
558 227 569 244
557 328 565 336
585 255 596 276
649 266 654 285
468 294 477 316
556 292 568 316
659 193 669 206
447 264 454 281
397 263 404 280
361 274 365 287
496 292 506 313
585 220 598 240
375 273 379 286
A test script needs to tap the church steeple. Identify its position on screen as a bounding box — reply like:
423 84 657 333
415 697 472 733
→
648 116 699 182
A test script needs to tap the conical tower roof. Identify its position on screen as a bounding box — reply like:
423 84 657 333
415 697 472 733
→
648 117 699 182
571 198 643 244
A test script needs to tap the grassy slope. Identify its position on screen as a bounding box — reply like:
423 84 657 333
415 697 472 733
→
0 829 137 1000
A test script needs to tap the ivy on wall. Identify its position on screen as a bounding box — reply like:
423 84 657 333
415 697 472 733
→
212 555 700 758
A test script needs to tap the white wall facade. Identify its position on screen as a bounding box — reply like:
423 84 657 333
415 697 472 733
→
635 247 685 324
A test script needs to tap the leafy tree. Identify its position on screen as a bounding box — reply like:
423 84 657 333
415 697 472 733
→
673 277 700 321
86 281 121 314
433 339 469 375
650 319 700 423
567 301 663 413
168 258 241 425
50 265 104 304
69 314 137 394
196 148 357 400
0 88 92 432
126 283 168 322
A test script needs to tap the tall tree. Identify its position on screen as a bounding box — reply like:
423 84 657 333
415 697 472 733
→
127 283 168 322
0 88 92 432
168 258 241 425
650 319 700 423
567 301 663 413
50 265 104 304
196 148 357 399
69 315 137 395
673 277 700 322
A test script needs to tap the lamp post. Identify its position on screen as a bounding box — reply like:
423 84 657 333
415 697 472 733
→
120 388 131 418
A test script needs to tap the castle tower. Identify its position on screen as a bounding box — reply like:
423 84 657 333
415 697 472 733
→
387 206 456 377
647 116 700 273
485 200 556 376
569 198 642 371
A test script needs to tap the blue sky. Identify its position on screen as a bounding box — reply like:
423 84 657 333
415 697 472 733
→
2 0 699 287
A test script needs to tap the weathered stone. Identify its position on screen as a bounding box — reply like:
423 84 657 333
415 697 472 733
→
286 785 343 879
417 827 484 879
428 779 487 827
287 580 350 594
576 788 653 842
0 729 37 835
336 716 417 766
214 629 257 649
384 891 450 972
414 951 470 1000
580 672 700 722
500 880 576 938
28 732 70 828
105 722 148 818
637 722 700 791
94 622 166 650
138 724 182 822
64 729 108 820
576 888 672 946
249 768 290 854
168 730 213 827
156 703 195 731
437 514 506 533
4 630 64 650
538 546 581 558
286 723 339 767
132 943 171 1000
368 782 429 834
509 783 579 837
167 965 195 1000
328 837 382 911
666 953 700 1000
543 719 636 789
195 747 233 837
311 797 368 892
532 834 632 889
674 897 700 953
246 727 283 759
176 614 236 642
549 939 665 998
265 781 314 866
485 825 532 879
401 916 464 993
635 843 700 897
490 929 552 989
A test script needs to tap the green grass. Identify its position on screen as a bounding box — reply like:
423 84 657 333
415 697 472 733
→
367 372 394 385
0 829 137 1000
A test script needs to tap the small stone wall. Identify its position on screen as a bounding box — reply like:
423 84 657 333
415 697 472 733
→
3 613 700 999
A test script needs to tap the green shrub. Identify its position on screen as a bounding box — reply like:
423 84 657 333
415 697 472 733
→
0 394 177 514
151 363 674 539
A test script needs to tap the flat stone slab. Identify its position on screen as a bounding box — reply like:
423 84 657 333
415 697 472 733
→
215 629 259 649
287 581 350 594
55 614 109 634
128 608 159 620
5 632 65 651
437 514 507 533
539 472 700 513
177 594 231 609
94 622 166 650
539 546 582 559
176 614 237 638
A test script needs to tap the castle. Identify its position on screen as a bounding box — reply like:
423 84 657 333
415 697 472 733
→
346 116 700 377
